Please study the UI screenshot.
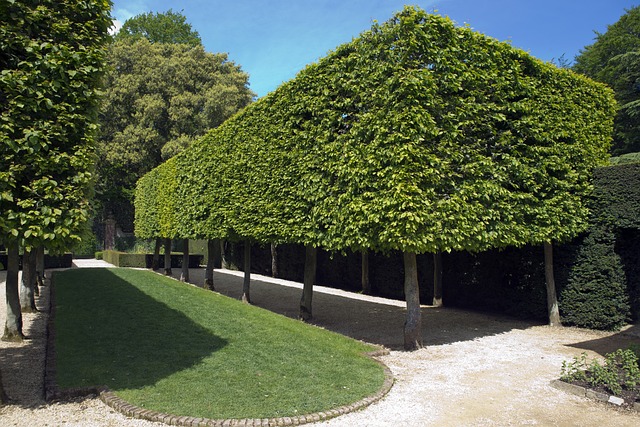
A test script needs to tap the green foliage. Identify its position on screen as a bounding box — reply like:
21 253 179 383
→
560 227 630 330
114 9 201 46
136 7 615 260
560 352 589 383
95 251 103 260
561 350 640 396
573 6 640 154
0 0 111 250
53 268 384 419
591 163 640 230
98 38 254 231
610 151 640 165
102 250 147 268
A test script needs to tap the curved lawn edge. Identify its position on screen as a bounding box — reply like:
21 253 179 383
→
47 355 394 427
45 271 395 425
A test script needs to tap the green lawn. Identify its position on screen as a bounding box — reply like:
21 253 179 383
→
53 268 385 419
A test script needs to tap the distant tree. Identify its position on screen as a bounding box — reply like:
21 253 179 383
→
114 9 202 46
97 39 254 230
573 6 640 154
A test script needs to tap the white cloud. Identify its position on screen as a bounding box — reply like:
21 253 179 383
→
108 19 123 35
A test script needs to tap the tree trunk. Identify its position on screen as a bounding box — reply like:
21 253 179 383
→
3 242 24 342
35 245 45 293
403 251 422 351
242 240 251 304
20 247 37 313
163 238 172 276
299 245 317 321
152 237 162 270
270 243 279 278
544 242 561 327
0 367 9 404
180 238 189 282
432 252 443 307
361 249 371 295
221 240 229 269
205 239 216 291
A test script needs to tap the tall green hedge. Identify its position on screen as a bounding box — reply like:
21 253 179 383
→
135 7 615 259
0 0 112 250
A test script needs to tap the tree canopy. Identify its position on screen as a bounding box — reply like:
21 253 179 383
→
0 0 111 250
136 7 615 256
114 9 202 46
573 6 640 155
98 39 254 231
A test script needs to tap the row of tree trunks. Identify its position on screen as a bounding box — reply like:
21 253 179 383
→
159 239 560 351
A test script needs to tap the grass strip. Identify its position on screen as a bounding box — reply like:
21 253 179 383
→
53 268 385 419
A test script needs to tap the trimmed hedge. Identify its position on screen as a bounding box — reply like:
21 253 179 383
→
221 161 640 330
0 252 72 270
102 250 203 269
136 6 615 257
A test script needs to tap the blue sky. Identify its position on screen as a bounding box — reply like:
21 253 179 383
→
110 1 639 98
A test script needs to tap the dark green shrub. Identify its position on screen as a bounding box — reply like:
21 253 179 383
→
610 152 640 166
560 227 630 330
95 251 103 260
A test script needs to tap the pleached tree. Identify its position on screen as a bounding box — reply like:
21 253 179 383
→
134 7 615 350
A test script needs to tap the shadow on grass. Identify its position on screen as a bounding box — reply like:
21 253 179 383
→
53 268 227 392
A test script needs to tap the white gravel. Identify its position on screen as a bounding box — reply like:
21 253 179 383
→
1 263 640 426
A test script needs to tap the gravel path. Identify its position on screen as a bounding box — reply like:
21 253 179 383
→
1 262 640 426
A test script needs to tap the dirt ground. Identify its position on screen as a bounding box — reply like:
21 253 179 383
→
1 262 640 426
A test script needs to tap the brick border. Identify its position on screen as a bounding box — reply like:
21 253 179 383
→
45 273 395 426
550 379 640 412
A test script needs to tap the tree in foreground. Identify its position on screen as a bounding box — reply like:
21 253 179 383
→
573 6 640 154
0 0 110 343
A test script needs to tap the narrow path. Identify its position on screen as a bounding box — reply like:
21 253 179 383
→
1 262 639 426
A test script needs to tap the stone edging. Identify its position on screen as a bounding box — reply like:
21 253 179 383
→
550 379 640 412
45 272 395 426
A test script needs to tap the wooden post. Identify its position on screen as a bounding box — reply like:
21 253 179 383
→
299 245 317 321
